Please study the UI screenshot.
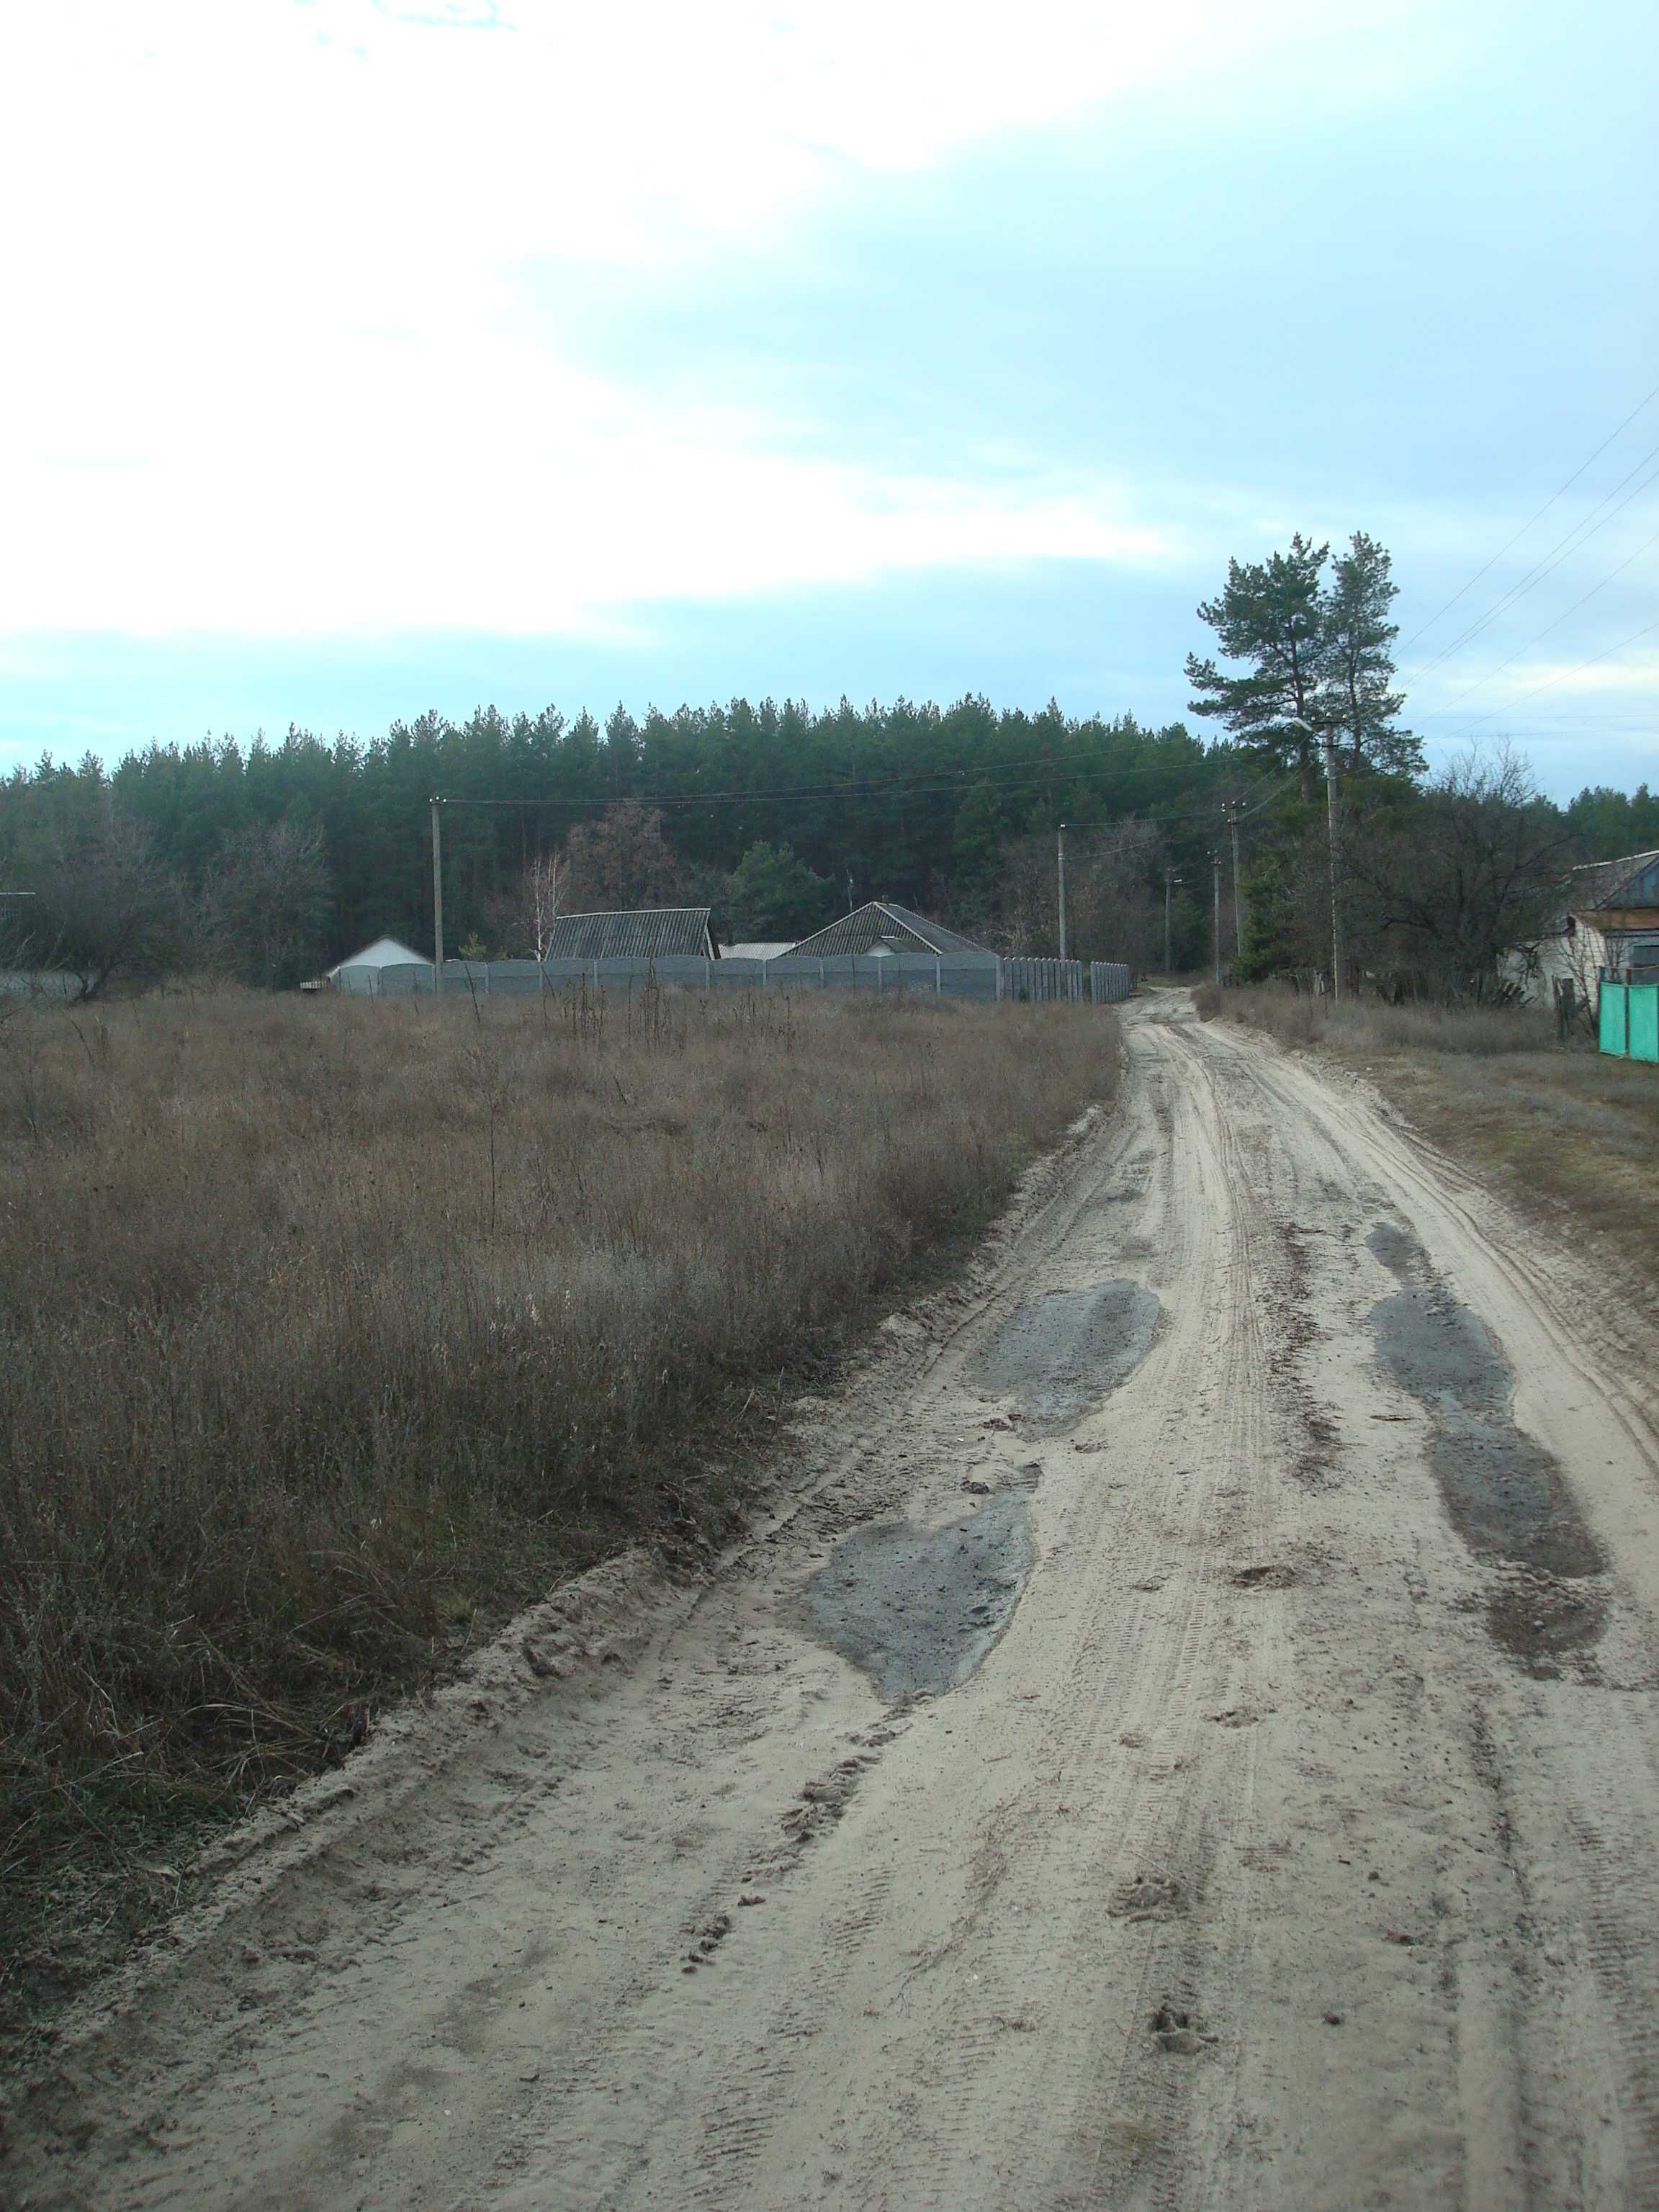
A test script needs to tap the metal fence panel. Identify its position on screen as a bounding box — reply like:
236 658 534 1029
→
1631 983 1659 1064
0 970 87 998
1600 980 1629 1056
331 951 1044 1008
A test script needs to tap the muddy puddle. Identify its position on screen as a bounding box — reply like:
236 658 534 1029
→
974 1279 1159 1433
1367 1223 1606 1673
799 1479 1036 1701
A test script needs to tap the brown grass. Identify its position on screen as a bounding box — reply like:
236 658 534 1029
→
0 982 1116 2033
1203 982 1659 1289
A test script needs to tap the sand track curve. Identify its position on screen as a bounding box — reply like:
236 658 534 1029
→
9 992 1659 2211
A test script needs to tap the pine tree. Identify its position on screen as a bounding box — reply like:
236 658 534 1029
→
1323 533 1421 778
1184 533 1330 800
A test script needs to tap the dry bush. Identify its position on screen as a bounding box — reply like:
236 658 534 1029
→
0 984 1115 2012
1212 982 1557 1057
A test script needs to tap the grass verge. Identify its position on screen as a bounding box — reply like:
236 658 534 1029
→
1197 982 1659 1287
0 984 1118 2048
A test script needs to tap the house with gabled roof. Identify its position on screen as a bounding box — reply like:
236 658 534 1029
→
1516 850 1659 1005
782 901 997 965
324 935 430 980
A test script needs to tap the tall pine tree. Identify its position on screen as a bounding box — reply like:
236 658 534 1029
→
1184 533 1330 799
1323 532 1420 778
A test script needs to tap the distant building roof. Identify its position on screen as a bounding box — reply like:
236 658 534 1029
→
1568 849 1659 914
327 935 428 976
785 901 997 963
719 941 796 961
541 908 716 961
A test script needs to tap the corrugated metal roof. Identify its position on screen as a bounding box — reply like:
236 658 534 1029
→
719 942 796 961
1570 850 1659 912
541 909 716 961
786 902 997 962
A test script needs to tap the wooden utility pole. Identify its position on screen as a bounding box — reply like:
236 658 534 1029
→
1163 869 1182 975
1056 824 1068 962
430 799 445 996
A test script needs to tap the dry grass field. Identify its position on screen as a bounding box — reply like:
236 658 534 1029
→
0 982 1118 2027
1197 981 1659 1287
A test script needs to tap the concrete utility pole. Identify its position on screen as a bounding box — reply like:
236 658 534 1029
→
430 799 445 996
1224 800 1246 960
1284 716 1342 1001
1322 728 1344 1002
1163 869 1182 974
1212 850 1223 986
1056 824 1068 962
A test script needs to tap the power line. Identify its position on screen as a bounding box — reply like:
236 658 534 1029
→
1407 439 1659 683
1442 616 1659 741
1434 524 1659 713
1398 372 1659 654
431 746 1290 820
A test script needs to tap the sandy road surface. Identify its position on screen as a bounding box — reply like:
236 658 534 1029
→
11 992 1659 2211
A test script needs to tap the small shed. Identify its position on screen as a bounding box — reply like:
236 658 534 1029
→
783 902 997 965
541 909 717 961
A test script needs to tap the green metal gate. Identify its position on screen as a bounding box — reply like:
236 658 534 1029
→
1600 979 1659 1062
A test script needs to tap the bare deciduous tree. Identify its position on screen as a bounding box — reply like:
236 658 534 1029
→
197 820 333 989
489 850 565 959
562 801 697 914
1345 745 1572 997
9 821 187 999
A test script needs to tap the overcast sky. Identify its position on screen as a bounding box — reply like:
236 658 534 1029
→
1 0 1655 798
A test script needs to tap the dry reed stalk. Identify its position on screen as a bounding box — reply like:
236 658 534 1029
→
0 985 1117 2031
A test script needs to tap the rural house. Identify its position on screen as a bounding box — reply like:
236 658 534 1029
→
1518 850 1659 1007
323 935 430 983
783 901 998 967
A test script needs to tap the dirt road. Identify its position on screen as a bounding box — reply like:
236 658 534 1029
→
12 992 1659 2211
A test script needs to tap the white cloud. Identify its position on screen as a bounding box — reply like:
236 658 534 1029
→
2 322 1176 631
0 0 1435 634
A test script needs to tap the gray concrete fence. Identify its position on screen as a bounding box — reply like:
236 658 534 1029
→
333 953 1136 1004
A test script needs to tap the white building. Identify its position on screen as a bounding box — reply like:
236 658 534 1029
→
1514 850 1659 1007
325 935 430 979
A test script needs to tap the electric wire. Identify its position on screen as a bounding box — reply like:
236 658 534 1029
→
1444 616 1659 740
431 745 1292 819
1398 372 1659 654
1434 524 1659 714
1407 438 1659 682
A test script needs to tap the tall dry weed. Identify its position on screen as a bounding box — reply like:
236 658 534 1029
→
0 984 1115 2008
1208 982 1560 1057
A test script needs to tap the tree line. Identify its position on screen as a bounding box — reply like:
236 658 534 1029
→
1 533 1653 996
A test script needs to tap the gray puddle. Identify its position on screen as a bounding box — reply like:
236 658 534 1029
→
972 1278 1160 1434
1367 1223 1606 1671
799 1480 1036 1701
801 1278 1159 1701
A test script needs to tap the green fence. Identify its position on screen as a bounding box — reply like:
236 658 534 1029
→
1600 980 1659 1062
